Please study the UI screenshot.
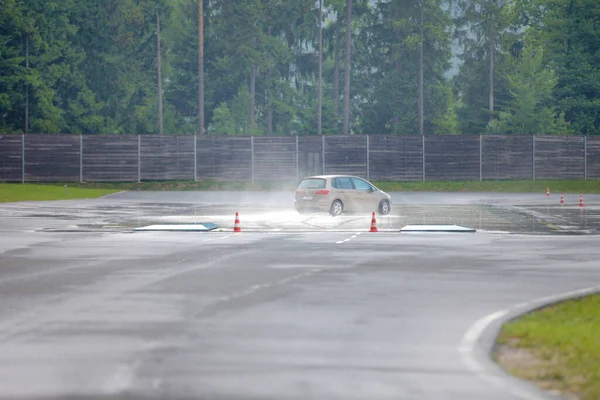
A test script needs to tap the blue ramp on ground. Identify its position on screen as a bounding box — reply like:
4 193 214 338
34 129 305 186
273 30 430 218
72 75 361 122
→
134 223 218 232
400 224 476 233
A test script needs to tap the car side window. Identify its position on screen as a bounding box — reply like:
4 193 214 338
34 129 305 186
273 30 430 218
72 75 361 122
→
338 177 353 189
351 178 372 191
332 178 340 189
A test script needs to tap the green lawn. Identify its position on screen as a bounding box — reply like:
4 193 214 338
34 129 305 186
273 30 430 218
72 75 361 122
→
372 179 600 193
51 180 299 191
22 179 600 193
496 294 600 400
0 183 119 202
2 179 600 201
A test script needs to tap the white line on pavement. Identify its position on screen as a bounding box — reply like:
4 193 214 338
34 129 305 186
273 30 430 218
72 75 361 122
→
336 232 362 244
198 235 232 242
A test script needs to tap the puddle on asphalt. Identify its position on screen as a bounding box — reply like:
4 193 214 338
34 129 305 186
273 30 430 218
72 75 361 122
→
34 204 598 235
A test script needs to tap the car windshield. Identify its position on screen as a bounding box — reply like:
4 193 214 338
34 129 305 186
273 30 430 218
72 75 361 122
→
298 178 326 189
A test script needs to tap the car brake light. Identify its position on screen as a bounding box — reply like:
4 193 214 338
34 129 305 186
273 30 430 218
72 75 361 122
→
315 190 329 195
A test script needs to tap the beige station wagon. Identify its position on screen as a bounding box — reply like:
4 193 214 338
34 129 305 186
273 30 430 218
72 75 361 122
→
294 175 392 216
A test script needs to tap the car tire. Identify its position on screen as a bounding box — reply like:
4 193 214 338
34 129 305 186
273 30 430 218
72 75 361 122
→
378 200 391 216
330 200 344 216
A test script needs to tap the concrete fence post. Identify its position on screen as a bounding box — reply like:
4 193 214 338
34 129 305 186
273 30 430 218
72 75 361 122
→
21 134 25 184
295 135 299 182
194 135 197 182
532 135 536 180
584 135 587 180
80 135 83 183
137 135 141 183
366 135 370 181
422 135 426 182
322 134 325 175
479 135 483 181
251 136 255 183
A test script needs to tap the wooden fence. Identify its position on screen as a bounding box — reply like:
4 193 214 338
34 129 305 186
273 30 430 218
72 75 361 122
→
0 134 596 182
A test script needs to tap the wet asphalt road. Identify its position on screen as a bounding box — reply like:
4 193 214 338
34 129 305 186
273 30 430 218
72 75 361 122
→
0 191 599 400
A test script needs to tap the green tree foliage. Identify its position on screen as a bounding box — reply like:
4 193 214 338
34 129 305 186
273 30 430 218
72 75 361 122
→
161 0 198 133
1 0 106 133
0 0 598 135
0 0 26 132
486 44 571 134
74 0 172 134
453 0 512 134
538 0 600 135
209 101 237 134
355 0 455 135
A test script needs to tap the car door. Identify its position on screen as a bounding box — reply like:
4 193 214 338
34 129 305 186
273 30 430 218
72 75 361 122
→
350 177 376 212
333 177 355 211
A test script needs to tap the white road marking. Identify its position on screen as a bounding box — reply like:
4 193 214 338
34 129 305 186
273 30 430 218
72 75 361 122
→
267 231 324 235
336 232 362 244
207 268 322 306
198 235 232 242
460 284 600 400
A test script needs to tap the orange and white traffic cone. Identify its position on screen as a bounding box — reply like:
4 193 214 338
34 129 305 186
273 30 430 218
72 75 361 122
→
546 187 550 197
560 193 565 204
369 212 379 232
579 195 584 207
233 212 242 232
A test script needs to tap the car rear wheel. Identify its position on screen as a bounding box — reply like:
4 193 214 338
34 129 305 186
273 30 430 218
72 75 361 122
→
378 200 390 215
330 200 344 216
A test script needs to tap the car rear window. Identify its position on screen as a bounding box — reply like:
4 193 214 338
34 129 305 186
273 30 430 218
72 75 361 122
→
332 177 353 189
298 178 326 189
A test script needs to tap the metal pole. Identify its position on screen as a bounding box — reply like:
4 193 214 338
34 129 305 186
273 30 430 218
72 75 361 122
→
138 135 141 183
317 0 323 136
198 0 205 135
80 135 83 183
295 135 299 182
584 136 587 180
25 34 29 134
251 136 255 183
532 135 536 180
479 135 483 181
366 135 370 180
194 136 197 182
422 134 426 182
21 134 25 183
322 134 325 175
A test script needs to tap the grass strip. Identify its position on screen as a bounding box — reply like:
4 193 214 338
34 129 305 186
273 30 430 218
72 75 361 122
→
496 294 600 400
373 180 600 193
0 183 119 202
15 179 600 193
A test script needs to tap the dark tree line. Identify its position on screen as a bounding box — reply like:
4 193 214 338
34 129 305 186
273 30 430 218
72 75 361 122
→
1 0 598 135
